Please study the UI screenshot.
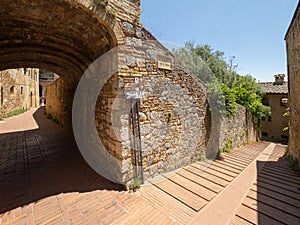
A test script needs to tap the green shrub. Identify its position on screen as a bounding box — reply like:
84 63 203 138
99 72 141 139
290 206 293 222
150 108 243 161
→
220 138 233 153
173 42 271 125
129 178 141 191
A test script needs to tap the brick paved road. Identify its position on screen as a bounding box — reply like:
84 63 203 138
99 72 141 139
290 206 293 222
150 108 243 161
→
0 107 175 225
1 107 299 225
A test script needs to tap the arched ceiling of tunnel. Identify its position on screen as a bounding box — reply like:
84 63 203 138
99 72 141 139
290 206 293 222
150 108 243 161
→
0 0 117 80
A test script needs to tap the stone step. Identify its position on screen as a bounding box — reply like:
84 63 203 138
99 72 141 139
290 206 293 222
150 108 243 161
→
178 169 223 193
263 163 299 175
250 184 300 208
243 196 300 225
137 185 195 224
260 169 300 184
150 178 208 212
199 161 240 177
192 163 234 182
247 189 300 218
208 159 243 173
234 204 282 225
255 179 300 200
184 165 230 187
163 173 216 201
259 172 300 189
216 156 248 169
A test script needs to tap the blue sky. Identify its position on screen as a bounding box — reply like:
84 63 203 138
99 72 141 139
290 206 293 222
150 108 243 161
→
141 0 298 82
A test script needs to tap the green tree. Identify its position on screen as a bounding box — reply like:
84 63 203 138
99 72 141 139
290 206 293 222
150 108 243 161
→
173 41 270 126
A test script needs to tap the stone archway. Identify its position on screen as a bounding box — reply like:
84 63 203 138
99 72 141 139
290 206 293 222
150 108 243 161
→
0 0 117 78
0 0 120 130
0 0 147 185
1 0 212 186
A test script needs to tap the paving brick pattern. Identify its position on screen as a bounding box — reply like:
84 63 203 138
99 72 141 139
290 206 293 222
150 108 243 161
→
0 107 175 225
136 142 270 224
231 144 300 225
1 107 299 225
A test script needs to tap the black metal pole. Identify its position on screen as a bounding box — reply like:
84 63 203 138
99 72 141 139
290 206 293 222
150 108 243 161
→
136 99 144 184
130 99 138 178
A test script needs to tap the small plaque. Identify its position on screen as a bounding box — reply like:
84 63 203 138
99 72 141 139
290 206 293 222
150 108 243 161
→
157 54 173 70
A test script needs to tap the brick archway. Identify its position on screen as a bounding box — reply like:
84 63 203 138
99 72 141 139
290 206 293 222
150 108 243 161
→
0 0 117 80
0 0 120 130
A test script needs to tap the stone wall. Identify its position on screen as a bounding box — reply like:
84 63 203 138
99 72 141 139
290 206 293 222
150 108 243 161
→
43 0 260 184
45 0 141 133
94 33 208 182
286 2 300 162
46 77 75 131
0 68 39 117
222 105 257 151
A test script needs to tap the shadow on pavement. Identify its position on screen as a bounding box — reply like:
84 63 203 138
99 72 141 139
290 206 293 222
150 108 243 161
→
0 107 124 214
256 146 300 224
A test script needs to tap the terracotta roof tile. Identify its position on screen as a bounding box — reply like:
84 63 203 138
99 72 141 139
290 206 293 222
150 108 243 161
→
259 82 288 94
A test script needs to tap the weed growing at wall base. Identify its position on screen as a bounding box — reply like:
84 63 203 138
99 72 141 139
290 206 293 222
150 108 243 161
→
219 138 233 154
0 109 26 120
46 112 53 120
129 178 141 191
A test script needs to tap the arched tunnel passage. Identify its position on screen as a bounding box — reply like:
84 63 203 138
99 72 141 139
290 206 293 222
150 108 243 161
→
0 0 127 214
0 0 220 196
0 0 118 129
0 0 117 79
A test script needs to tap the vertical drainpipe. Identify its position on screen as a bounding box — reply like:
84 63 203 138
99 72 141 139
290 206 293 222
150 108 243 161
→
130 71 138 178
136 99 144 184
131 101 138 178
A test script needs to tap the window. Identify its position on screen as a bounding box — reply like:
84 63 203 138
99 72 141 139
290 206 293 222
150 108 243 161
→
21 87 23 95
280 97 288 107
23 68 27 75
262 97 269 106
10 86 15 94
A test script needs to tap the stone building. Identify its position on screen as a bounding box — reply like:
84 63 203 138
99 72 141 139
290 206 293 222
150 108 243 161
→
259 74 289 143
285 1 300 163
0 68 39 117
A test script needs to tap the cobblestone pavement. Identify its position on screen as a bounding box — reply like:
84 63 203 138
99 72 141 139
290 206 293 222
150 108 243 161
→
0 107 175 225
1 107 299 225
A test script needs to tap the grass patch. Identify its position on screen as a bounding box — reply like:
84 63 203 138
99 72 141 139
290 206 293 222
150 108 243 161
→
1 109 26 119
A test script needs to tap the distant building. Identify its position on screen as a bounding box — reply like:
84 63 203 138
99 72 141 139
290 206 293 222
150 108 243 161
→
285 1 300 162
39 70 59 105
259 74 289 143
0 68 39 117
